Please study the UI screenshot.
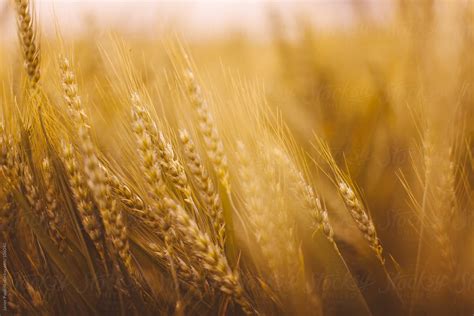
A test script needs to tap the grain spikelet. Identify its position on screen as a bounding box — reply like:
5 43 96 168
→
236 142 274 270
260 145 301 289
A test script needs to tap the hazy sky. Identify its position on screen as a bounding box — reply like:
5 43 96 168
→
1 0 394 41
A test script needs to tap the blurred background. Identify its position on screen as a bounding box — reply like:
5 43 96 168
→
1 0 396 41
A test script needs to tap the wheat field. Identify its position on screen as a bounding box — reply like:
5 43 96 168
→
0 0 473 315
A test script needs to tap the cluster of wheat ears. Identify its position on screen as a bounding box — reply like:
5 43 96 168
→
1 0 473 315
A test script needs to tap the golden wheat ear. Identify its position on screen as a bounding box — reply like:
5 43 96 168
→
61 141 105 258
314 137 385 262
0 124 20 240
131 93 254 314
273 148 334 242
183 69 230 192
60 57 133 272
164 197 255 315
41 158 67 253
14 0 40 89
179 128 226 249
338 181 384 261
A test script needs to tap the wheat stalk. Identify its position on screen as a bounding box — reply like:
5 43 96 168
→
179 129 225 249
0 126 19 240
14 0 40 88
0 193 16 240
149 242 203 291
236 142 273 262
62 142 105 257
42 158 66 253
156 132 197 208
274 147 334 242
338 182 383 262
260 145 302 289
131 94 207 295
131 94 168 219
106 172 146 212
431 147 456 273
0 124 20 189
164 196 254 314
131 95 253 314
183 69 230 192
237 141 296 287
104 168 163 230
430 216 454 273
22 163 44 222
25 281 44 309
60 57 132 271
